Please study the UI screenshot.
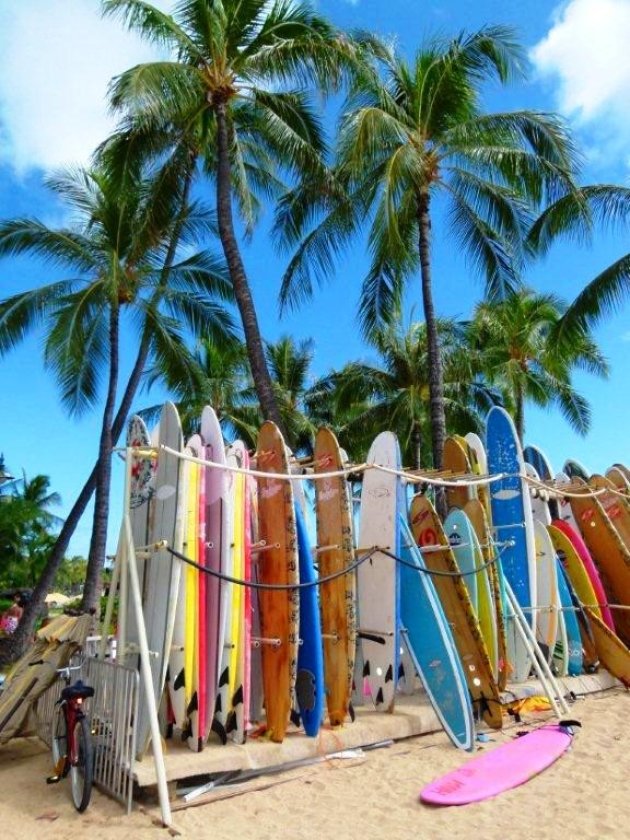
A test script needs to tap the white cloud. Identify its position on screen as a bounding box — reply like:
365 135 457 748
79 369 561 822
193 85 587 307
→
530 0 630 169
0 0 175 175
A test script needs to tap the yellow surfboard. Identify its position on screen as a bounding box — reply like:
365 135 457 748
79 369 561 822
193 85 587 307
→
443 437 472 511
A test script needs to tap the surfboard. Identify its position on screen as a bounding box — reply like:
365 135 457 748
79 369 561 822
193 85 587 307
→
568 485 630 646
398 516 475 751
555 472 582 533
313 427 356 727
167 445 192 732
564 459 590 481
464 499 508 688
200 407 230 745
443 437 472 511
445 509 478 611
583 606 630 687
409 494 502 729
486 407 537 682
525 462 552 526
589 474 630 548
552 519 615 632
136 401 183 757
124 415 157 665
294 503 325 737
524 445 559 520
225 441 251 744
463 433 491 521
606 465 630 492
357 432 401 712
255 421 299 742
420 723 575 806
182 435 204 751
534 520 559 663
556 559 583 676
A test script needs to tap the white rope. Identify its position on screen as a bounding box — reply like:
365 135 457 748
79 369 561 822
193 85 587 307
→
119 443 627 498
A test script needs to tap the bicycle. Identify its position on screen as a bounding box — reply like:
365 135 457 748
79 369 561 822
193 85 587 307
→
47 663 95 812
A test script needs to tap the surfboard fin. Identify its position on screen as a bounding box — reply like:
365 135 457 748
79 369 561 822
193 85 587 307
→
210 717 227 745
375 687 384 705
398 662 405 680
219 667 229 688
225 711 236 734
186 692 198 716
231 684 244 707
363 660 370 677
290 709 302 728
385 664 393 683
348 702 355 723
173 668 185 691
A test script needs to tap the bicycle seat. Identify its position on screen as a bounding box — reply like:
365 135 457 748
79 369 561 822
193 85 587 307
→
61 680 94 701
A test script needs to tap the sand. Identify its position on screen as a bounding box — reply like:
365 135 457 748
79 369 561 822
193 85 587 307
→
0 687 628 839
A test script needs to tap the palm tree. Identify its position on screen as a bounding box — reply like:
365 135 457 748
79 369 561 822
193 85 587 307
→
468 288 609 440
267 335 318 453
142 334 260 445
308 318 502 468
277 26 579 468
528 185 630 337
0 164 233 637
103 0 363 431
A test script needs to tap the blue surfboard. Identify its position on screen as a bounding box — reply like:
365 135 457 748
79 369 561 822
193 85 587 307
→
399 516 475 751
556 559 583 676
524 444 559 521
445 509 478 612
486 407 537 682
294 502 325 736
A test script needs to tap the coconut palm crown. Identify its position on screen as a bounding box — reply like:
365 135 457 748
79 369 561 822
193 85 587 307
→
276 26 580 468
103 0 366 431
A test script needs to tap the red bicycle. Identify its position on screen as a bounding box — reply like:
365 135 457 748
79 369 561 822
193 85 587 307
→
47 663 95 812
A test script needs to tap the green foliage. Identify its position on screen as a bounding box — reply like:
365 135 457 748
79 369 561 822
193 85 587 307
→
0 473 62 591
53 556 88 595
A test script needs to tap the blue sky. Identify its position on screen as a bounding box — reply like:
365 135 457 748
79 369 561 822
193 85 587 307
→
0 0 628 557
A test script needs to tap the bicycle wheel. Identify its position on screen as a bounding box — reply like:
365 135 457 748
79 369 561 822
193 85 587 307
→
70 716 93 812
51 703 68 776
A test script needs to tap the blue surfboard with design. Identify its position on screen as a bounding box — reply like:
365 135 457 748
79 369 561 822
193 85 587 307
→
295 502 324 736
399 516 474 751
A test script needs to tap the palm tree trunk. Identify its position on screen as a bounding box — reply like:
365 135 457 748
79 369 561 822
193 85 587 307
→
417 190 446 469
214 100 284 432
410 422 423 470
81 305 120 611
515 382 525 443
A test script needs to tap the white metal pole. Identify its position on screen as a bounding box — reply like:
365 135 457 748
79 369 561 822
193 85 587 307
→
505 582 570 716
124 514 173 827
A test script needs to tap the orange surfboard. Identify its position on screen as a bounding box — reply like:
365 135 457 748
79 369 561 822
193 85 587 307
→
314 427 356 726
255 422 299 742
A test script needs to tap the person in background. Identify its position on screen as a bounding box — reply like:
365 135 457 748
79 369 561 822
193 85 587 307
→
0 593 24 635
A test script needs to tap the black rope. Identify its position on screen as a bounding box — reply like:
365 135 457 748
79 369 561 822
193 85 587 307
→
164 531 509 589
165 544 379 590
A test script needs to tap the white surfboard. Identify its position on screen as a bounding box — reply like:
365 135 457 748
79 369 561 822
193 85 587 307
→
357 432 401 712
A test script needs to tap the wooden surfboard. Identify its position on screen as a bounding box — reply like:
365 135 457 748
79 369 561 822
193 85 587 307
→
583 606 630 687
606 466 630 492
589 474 630 548
314 427 356 727
255 421 299 742
409 494 502 729
443 437 472 511
569 486 630 647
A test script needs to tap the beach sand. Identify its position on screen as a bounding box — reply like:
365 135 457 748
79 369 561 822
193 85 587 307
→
0 687 628 839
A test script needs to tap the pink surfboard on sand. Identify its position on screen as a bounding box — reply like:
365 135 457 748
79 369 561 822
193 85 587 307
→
552 519 615 631
420 724 575 806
